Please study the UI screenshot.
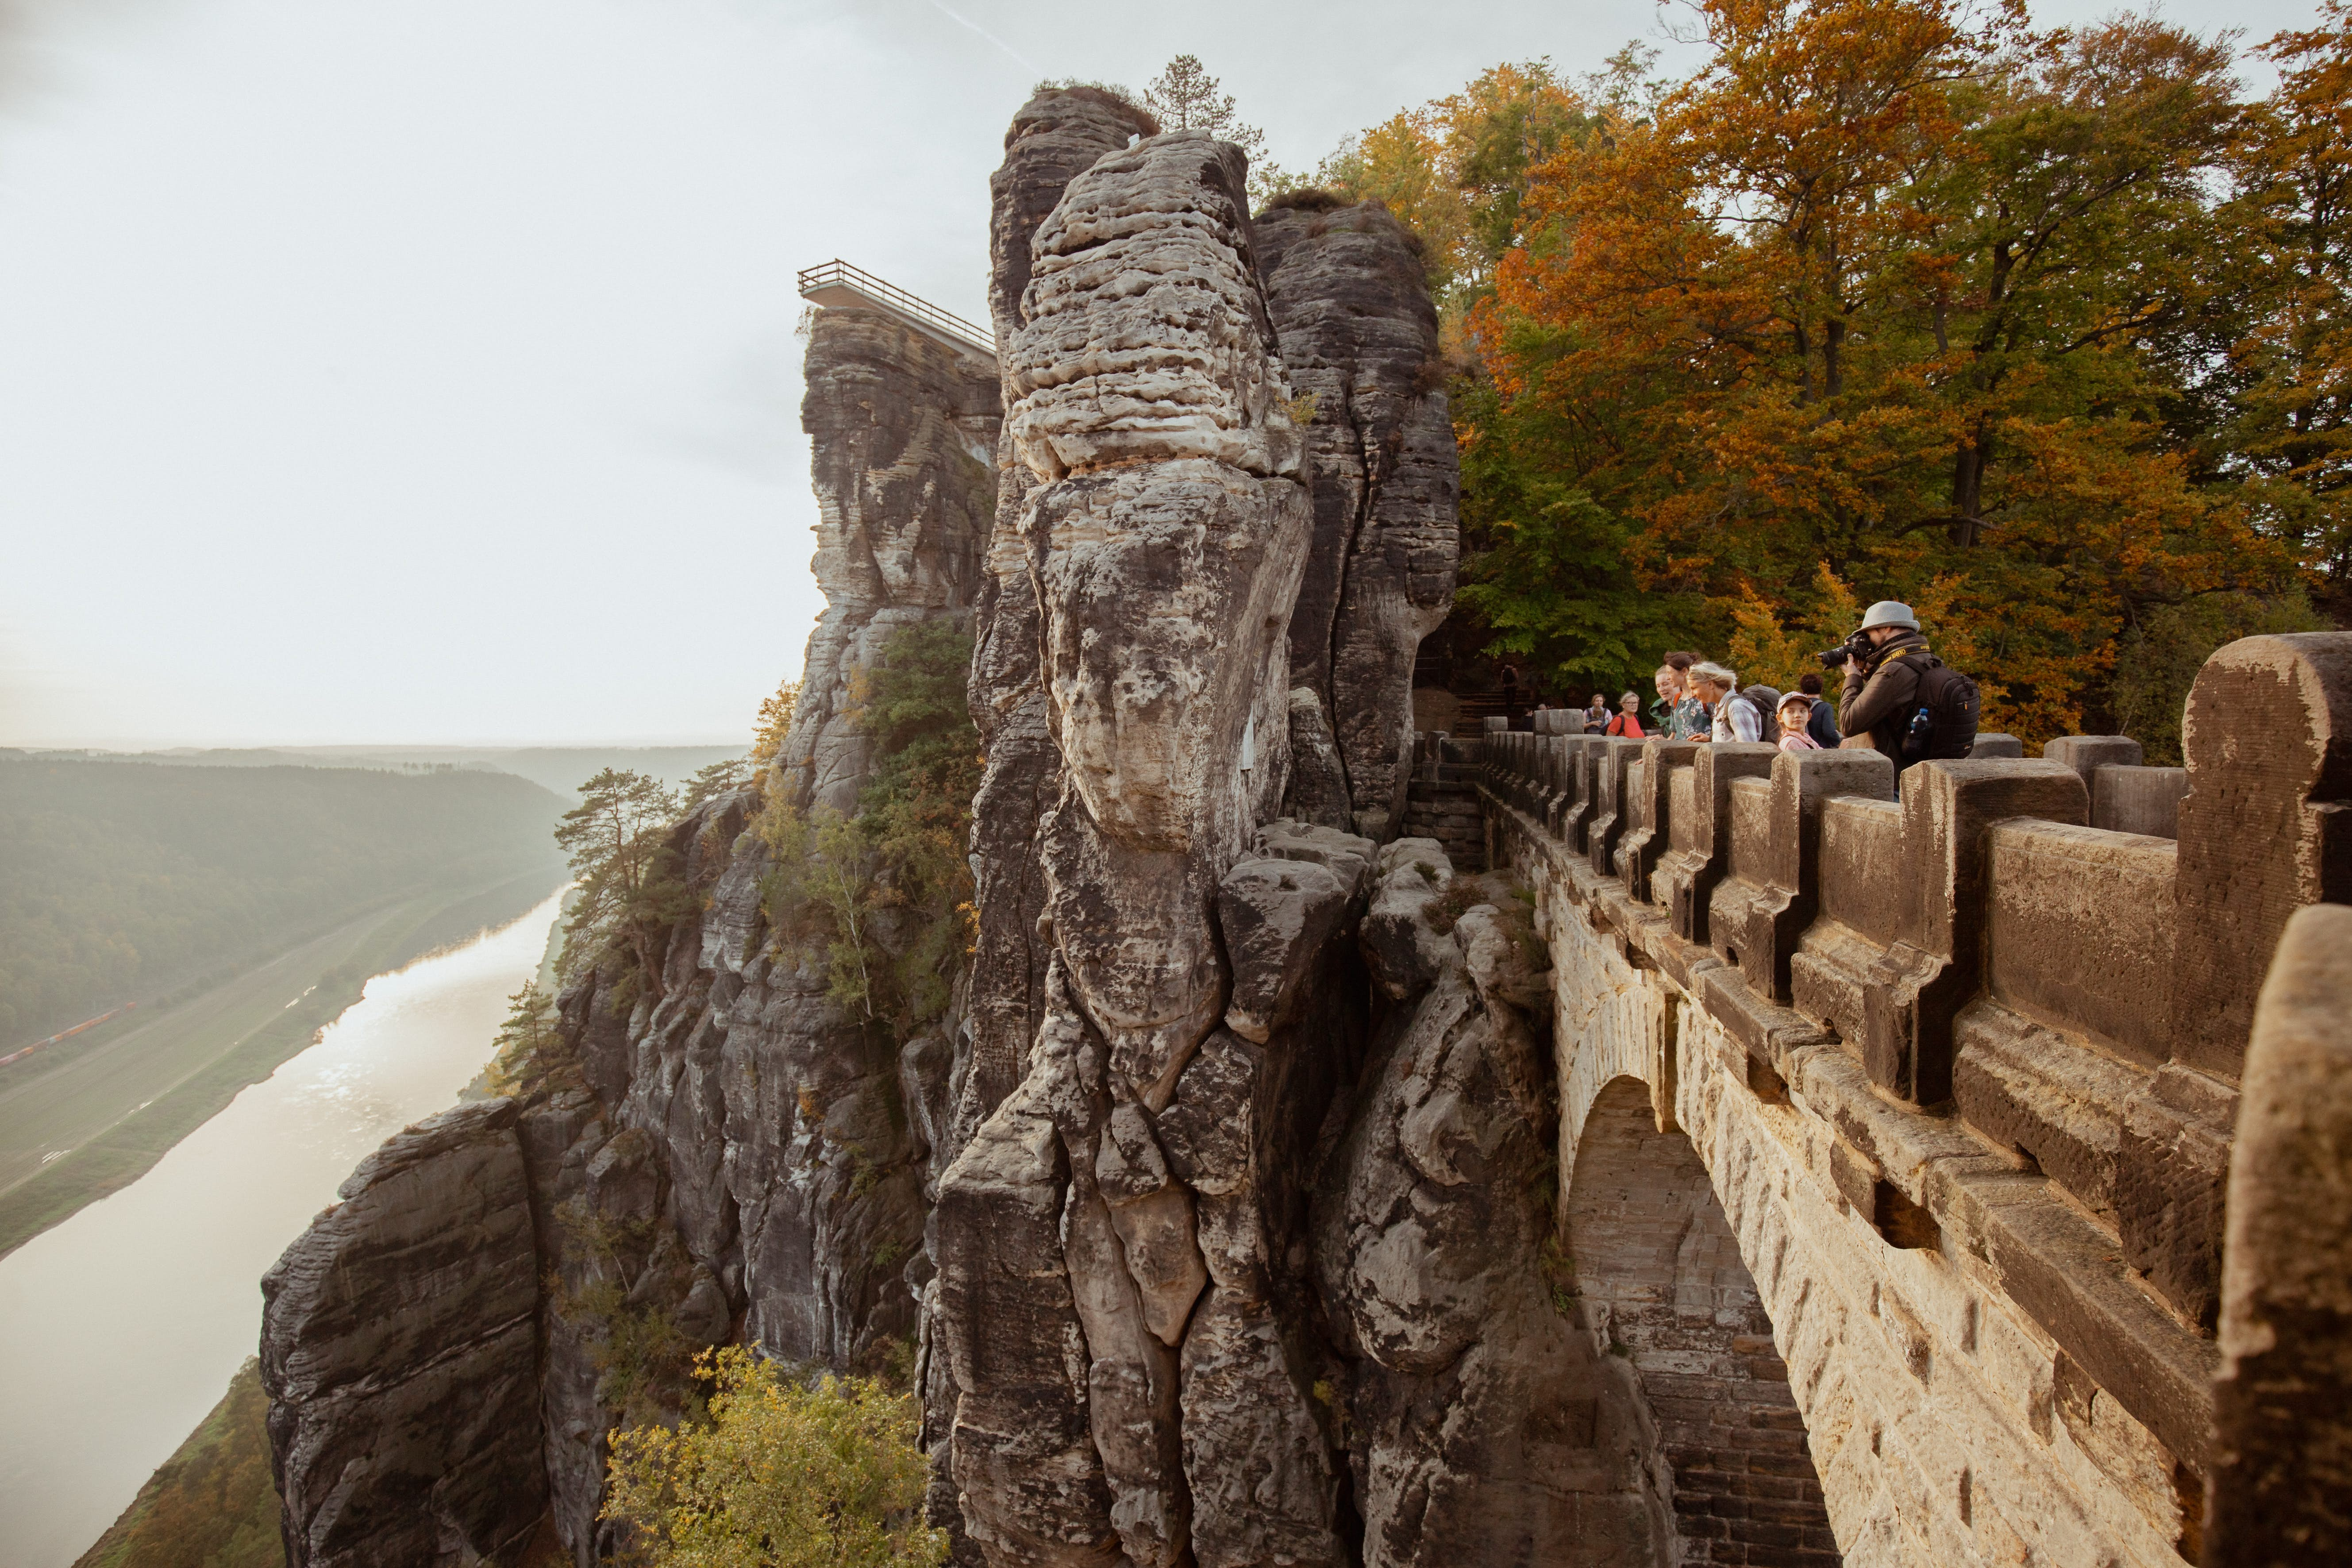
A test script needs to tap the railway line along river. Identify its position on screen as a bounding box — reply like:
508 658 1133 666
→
0 888 567 1568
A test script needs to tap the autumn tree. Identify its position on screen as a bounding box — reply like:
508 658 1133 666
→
602 1348 942 1568
751 677 799 763
1451 0 2302 740
2227 0 2352 609
1320 56 1644 324
557 769 691 998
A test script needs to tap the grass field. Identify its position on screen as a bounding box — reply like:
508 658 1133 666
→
0 868 563 1260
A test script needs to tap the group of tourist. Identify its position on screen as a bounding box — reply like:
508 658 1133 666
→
1581 658 1837 753
1568 602 1950 762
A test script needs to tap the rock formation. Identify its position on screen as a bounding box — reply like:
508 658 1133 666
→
260 1101 544 1568
1257 200 1459 844
262 298 1000 1566
940 123 1328 1568
255 75 2352 1568
779 303 1000 815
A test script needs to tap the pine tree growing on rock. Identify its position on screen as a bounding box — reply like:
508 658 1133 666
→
556 768 691 999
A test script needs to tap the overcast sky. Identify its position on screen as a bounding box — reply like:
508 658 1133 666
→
0 0 2318 747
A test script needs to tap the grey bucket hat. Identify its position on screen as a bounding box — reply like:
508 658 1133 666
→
1860 600 1919 633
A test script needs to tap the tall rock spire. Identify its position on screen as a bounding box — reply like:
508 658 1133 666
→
1257 200 1460 844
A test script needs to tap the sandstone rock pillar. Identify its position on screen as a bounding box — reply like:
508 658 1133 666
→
942 124 1320 1567
1256 200 1459 844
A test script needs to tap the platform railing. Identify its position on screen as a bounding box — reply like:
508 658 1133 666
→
796 259 996 360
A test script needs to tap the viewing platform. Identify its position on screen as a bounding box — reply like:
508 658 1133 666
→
796 259 997 370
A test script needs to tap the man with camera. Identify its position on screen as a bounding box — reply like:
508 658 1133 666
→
1828 601 1976 769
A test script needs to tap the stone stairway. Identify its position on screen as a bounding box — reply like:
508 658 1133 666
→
1401 734 1486 871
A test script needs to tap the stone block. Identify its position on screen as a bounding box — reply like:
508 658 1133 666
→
2171 632 2352 1080
2117 1062 2237 1330
1657 742 1777 945
1952 1002 2143 1221
1713 749 1893 1004
1970 733 2025 759
1586 737 1645 877
1867 760 2087 1104
2043 733 2144 782
2209 903 2352 1566
2094 765 2189 839
1559 735 1603 851
1983 820 2176 1067
1619 739 1700 902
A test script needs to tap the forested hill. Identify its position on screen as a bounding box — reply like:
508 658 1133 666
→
0 759 568 1047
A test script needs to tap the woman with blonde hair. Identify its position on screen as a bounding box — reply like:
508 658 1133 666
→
1605 690 1647 738
1681 663 1747 743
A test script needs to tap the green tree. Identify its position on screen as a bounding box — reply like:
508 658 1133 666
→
556 769 690 998
1143 54 1301 203
601 1348 944 1568
484 982 571 1097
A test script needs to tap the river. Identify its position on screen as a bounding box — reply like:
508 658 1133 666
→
0 888 566 1568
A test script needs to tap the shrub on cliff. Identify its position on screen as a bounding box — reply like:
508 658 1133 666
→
754 621 978 1030
601 1347 943 1568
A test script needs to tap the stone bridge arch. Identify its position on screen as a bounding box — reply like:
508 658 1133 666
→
1563 1072 1840 1566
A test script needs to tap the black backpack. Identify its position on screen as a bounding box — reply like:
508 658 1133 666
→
1732 686 1782 740
1903 658 1980 761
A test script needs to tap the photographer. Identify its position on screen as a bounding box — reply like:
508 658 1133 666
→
1832 602 1936 766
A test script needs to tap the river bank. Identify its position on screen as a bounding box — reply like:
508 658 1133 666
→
0 867 564 1258
0 888 566 1568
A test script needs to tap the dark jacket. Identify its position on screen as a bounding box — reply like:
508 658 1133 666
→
1837 629 1933 762
1806 697 1840 750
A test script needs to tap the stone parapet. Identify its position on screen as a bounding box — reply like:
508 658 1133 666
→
1476 633 2352 1561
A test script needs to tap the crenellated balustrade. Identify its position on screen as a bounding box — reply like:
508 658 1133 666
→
1468 635 2352 1531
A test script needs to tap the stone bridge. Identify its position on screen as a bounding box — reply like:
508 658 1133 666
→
1471 633 2352 1568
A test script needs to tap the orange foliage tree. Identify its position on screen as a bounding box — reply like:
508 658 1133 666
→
1329 0 2325 745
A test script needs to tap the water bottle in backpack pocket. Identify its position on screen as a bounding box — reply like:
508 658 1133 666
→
1902 657 1981 762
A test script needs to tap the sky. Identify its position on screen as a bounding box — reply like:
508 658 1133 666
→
0 0 2324 748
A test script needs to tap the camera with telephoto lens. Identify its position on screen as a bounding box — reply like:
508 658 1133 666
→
1814 632 1873 670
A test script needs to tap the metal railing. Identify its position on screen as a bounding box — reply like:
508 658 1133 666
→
796 260 996 360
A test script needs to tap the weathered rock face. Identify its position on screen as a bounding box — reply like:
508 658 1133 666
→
1313 852 1671 1568
1257 201 1459 845
260 1101 544 1568
1004 130 1311 1110
779 308 1001 815
963 87 1161 1154
265 301 1001 1567
941 125 1334 1567
933 101 1487 1568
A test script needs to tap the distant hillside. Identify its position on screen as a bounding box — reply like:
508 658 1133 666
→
317 745 743 799
0 759 567 1047
15 744 747 801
